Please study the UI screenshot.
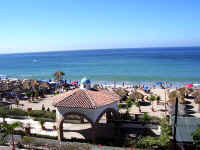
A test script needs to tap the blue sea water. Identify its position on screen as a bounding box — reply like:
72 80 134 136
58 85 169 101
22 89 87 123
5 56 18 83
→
0 47 200 85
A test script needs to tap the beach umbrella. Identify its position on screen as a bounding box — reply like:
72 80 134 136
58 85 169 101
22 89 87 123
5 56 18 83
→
191 89 200 97
178 87 194 98
129 91 144 100
185 84 193 88
71 80 78 85
168 90 185 104
156 81 163 85
143 86 148 91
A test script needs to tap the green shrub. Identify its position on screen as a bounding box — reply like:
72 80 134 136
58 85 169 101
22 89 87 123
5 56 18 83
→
191 125 200 150
25 92 32 97
0 106 9 117
139 112 152 123
64 144 91 150
157 96 161 101
140 136 160 148
28 110 56 120
28 110 46 118
44 111 56 120
125 98 133 112
149 95 156 102
22 136 35 147
8 108 27 116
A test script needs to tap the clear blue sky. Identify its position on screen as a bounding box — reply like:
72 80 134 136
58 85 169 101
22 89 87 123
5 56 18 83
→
0 0 200 54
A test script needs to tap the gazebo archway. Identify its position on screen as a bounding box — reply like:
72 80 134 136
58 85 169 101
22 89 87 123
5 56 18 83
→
52 78 121 142
57 111 95 141
96 108 119 124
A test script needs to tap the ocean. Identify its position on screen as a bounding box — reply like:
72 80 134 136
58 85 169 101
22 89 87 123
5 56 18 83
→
0 47 200 86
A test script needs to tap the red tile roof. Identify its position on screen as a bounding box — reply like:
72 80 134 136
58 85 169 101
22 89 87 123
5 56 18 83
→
52 88 120 109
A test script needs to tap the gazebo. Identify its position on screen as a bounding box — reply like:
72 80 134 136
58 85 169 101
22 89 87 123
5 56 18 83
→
52 77 120 141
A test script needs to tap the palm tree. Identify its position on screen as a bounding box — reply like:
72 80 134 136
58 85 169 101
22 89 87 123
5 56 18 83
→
53 71 65 81
0 121 23 150
135 100 141 112
149 95 156 111
38 82 50 98
30 80 40 101
125 98 133 113
156 96 160 105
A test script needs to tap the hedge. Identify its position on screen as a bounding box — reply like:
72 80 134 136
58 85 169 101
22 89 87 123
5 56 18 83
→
8 108 28 116
28 110 56 120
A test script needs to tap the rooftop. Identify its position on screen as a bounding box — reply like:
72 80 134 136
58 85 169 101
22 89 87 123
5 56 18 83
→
52 88 120 109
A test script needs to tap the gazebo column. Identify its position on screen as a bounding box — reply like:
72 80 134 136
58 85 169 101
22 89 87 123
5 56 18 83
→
91 123 97 144
80 116 84 123
114 111 120 142
106 111 112 123
57 115 64 141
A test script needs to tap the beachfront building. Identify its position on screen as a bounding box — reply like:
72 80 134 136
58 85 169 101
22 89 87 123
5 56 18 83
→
52 77 120 141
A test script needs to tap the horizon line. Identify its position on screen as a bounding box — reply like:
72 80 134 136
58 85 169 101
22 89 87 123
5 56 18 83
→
1 45 200 55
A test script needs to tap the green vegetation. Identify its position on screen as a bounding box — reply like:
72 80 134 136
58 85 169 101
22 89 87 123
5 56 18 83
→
8 108 28 116
140 112 152 124
118 103 123 110
135 101 141 112
149 95 156 110
0 106 56 120
28 110 56 120
53 71 65 81
0 106 9 122
191 125 200 150
25 92 32 97
125 98 133 113
129 117 171 149
22 136 35 148
0 121 23 147
38 118 46 129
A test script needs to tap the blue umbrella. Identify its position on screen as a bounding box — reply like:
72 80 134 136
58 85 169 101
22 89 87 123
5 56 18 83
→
143 86 148 91
156 81 163 85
